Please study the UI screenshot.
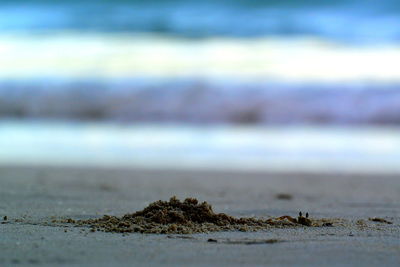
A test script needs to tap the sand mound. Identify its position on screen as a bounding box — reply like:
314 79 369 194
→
68 197 330 234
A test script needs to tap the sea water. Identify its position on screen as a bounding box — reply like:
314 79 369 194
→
1 0 400 125
1 0 400 172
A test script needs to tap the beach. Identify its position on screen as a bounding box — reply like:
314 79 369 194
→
1 0 400 265
1 166 399 266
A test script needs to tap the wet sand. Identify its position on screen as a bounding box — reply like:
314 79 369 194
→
0 166 399 266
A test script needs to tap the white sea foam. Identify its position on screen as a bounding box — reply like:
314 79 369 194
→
1 34 400 81
1 121 399 173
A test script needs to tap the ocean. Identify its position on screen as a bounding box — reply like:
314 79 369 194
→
0 0 400 171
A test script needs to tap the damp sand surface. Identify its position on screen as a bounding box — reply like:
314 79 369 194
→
0 166 399 266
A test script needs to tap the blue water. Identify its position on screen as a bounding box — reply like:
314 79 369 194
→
0 0 399 43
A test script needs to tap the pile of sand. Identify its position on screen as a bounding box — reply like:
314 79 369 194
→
66 197 332 234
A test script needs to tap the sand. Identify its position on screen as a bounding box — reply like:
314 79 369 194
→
0 166 399 266
65 196 333 234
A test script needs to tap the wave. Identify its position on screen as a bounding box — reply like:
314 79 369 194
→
1 79 400 125
2 34 400 81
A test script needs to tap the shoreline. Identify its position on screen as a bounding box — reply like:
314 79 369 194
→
3 162 400 179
